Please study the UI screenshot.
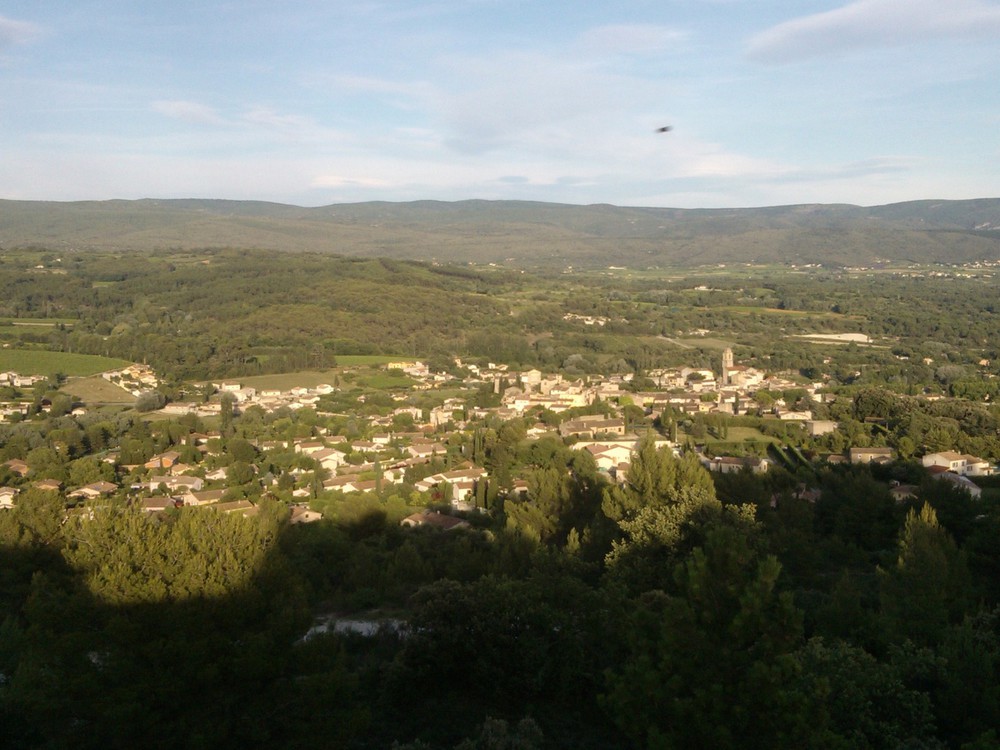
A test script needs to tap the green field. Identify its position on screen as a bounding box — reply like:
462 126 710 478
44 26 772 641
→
60 375 137 404
0 349 131 377
357 372 417 390
337 355 411 366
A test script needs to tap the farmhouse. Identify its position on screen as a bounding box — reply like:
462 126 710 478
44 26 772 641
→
849 447 895 465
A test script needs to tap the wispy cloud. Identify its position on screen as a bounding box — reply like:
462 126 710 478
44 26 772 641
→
311 174 391 188
754 156 914 186
576 24 688 55
242 107 350 145
152 100 227 125
329 73 426 96
748 0 1000 63
151 100 350 147
0 14 42 52
243 108 313 131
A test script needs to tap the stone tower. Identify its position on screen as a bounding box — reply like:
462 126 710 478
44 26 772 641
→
722 348 734 385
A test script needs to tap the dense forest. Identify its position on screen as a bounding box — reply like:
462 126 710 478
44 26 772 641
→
3 418 1000 748
2 247 1000 747
2 197 1000 267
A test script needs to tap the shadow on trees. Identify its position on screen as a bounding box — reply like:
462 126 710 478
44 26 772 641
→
0 504 625 750
7 455 1000 749
1 524 333 748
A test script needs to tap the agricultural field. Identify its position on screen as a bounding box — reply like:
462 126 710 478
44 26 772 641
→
60 374 136 404
226 369 343 391
355 371 418 390
0 348 131 377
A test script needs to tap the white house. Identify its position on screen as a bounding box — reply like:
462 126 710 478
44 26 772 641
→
922 451 993 477
0 486 18 509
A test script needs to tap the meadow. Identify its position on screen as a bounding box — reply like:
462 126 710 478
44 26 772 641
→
0 348 131 377
61 374 136 404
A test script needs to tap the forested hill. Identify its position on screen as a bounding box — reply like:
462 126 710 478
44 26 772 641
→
2 197 999 268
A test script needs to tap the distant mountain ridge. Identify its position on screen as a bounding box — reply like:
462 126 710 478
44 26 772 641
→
1 197 998 268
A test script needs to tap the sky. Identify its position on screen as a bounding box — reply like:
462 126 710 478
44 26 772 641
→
1 0 998 208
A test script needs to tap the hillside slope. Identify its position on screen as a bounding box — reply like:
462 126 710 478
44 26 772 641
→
1 197 998 268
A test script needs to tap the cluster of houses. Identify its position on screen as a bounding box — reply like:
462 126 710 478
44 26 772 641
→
492 350 822 425
1 348 996 523
160 380 340 417
1 371 45 420
102 364 159 396
151 349 822 438
0 439 324 522
0 371 44 389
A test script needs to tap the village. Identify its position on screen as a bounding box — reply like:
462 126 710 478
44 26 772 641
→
1 348 993 526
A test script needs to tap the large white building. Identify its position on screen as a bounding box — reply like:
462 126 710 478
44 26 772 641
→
922 451 993 477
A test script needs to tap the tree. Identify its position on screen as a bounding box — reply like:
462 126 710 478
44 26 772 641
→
880 503 971 646
789 638 937 748
454 717 544 750
219 392 236 437
505 465 570 544
933 609 1000 745
604 524 807 749
9 488 66 547
135 390 166 412
384 575 616 746
24 446 66 483
47 393 74 418
67 456 112 488
227 437 257 464
602 435 732 592
601 434 716 524
226 461 256 487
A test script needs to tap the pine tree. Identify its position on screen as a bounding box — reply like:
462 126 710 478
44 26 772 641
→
880 502 971 645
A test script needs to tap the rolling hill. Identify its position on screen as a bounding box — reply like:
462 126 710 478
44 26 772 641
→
1 197 998 268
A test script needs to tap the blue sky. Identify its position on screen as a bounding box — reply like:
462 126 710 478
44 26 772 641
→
1 0 998 208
